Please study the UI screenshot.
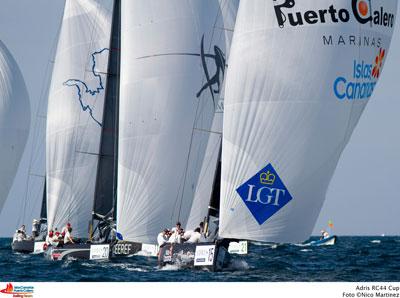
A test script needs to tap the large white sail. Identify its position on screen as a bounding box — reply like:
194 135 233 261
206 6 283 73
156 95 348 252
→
220 0 397 243
117 0 236 244
46 0 113 237
185 0 239 231
0 41 30 212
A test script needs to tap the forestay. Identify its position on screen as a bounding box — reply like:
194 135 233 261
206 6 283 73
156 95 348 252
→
0 41 30 212
220 0 397 243
117 0 236 244
185 0 239 231
46 0 113 237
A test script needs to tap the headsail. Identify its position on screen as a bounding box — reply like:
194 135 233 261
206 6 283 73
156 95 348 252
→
0 41 30 212
117 0 237 244
46 0 113 237
185 0 239 230
220 0 397 243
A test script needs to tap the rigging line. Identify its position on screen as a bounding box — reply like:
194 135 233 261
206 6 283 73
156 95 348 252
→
67 4 110 229
196 135 221 189
176 74 204 221
18 8 63 227
68 10 97 228
193 127 222 135
28 173 46 178
136 52 216 60
214 26 234 32
175 7 227 221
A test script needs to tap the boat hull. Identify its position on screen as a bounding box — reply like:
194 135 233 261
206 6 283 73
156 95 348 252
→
44 243 110 261
12 240 46 254
308 235 337 246
158 242 229 271
110 241 159 258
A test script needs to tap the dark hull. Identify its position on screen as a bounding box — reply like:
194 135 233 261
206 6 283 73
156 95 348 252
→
44 243 110 261
158 242 229 271
110 241 142 258
12 240 45 254
12 240 34 253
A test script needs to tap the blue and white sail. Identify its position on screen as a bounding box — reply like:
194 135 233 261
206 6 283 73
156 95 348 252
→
220 0 397 243
117 0 237 244
46 0 113 237
0 41 30 212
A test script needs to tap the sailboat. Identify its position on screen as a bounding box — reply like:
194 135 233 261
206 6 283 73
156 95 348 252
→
44 0 115 260
12 50 51 254
159 0 398 270
0 41 31 215
44 0 238 261
112 0 240 258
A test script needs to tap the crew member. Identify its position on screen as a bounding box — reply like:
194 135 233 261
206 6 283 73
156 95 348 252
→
157 229 170 247
32 219 40 238
171 222 181 233
320 230 330 240
61 223 71 238
187 228 202 243
64 227 74 244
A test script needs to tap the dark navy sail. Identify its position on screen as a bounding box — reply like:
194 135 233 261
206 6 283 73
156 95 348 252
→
93 0 121 218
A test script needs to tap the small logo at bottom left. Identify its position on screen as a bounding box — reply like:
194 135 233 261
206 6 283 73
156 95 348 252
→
0 283 34 298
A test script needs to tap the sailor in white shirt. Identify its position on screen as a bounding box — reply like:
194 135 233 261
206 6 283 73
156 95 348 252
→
187 228 202 243
157 229 170 247
182 230 193 241
48 232 60 247
64 227 74 244
170 221 181 233
168 229 182 244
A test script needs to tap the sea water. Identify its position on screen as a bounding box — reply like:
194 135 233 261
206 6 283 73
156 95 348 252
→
1 236 399 282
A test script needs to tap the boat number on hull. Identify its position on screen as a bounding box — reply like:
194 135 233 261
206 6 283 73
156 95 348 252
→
113 243 132 255
90 245 110 260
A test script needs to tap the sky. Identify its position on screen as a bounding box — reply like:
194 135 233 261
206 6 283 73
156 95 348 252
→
0 1 399 237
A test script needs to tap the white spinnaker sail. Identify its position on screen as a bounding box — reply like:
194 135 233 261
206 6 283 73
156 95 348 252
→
46 0 113 237
185 0 239 231
220 0 397 243
118 0 235 244
0 41 30 212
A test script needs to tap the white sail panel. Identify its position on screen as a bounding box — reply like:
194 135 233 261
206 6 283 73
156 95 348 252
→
117 0 236 244
220 0 397 243
46 0 113 237
0 41 30 212
185 0 239 231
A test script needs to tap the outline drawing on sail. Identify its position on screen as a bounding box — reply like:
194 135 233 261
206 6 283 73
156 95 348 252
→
63 48 110 127
136 34 226 107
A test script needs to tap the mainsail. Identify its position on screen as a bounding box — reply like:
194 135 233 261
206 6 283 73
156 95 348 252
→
117 0 237 244
220 0 397 243
0 41 30 212
185 0 239 230
46 0 113 237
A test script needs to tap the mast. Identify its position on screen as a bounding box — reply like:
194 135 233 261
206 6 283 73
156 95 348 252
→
111 0 121 221
92 0 121 220
40 181 47 219
207 149 221 219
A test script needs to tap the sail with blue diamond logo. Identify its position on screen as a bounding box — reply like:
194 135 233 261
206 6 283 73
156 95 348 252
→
219 0 396 243
236 164 292 225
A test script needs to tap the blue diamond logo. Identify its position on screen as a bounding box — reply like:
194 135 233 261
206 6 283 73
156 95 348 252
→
236 163 293 225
